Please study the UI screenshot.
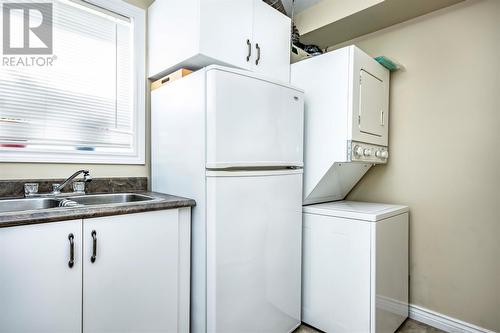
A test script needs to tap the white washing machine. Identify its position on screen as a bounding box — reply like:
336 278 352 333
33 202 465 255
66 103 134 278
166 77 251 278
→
302 201 409 333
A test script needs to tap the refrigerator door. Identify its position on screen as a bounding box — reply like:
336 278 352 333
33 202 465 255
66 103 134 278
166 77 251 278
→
205 169 302 333
206 67 304 168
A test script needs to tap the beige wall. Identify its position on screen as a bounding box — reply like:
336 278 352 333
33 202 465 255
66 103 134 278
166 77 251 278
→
335 0 499 330
0 0 152 181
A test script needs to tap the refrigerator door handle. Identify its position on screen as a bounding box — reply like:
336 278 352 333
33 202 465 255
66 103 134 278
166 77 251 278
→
206 168 303 177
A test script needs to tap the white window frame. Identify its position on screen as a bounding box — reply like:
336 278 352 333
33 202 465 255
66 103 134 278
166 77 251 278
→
0 0 146 165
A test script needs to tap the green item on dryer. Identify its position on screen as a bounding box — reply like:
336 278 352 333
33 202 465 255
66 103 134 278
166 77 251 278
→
375 56 399 71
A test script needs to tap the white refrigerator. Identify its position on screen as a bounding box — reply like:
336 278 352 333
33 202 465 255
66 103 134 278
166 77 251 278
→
151 66 304 333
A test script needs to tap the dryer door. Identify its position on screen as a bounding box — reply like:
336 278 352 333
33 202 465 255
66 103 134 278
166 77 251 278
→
349 46 389 147
359 70 385 137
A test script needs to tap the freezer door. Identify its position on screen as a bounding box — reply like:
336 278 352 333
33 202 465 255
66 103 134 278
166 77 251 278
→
206 170 302 333
206 68 304 168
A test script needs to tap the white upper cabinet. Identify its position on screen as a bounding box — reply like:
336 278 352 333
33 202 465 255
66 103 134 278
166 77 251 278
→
148 0 291 82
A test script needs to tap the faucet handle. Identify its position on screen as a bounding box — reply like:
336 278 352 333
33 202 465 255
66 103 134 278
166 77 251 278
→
24 183 39 197
72 181 86 193
83 170 92 183
52 183 61 194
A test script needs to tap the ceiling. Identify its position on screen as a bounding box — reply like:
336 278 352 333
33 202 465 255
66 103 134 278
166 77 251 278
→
298 0 465 48
280 0 324 17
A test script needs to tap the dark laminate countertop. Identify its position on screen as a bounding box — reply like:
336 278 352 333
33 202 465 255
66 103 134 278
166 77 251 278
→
0 191 196 228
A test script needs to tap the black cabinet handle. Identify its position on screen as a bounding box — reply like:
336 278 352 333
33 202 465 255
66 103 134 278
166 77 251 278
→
246 39 252 62
255 43 261 65
91 230 97 263
68 233 74 268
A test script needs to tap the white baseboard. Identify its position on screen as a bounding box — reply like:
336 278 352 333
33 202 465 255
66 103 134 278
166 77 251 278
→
409 304 496 333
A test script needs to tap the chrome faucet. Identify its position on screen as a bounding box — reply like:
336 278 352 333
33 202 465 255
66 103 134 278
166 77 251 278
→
52 170 92 195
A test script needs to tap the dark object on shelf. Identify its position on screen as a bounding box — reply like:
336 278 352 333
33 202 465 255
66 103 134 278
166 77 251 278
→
263 0 287 15
291 44 311 63
291 23 301 46
262 1 323 58
303 44 323 56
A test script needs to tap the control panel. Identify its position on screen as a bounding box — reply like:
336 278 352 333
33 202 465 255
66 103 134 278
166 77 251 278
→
347 141 389 164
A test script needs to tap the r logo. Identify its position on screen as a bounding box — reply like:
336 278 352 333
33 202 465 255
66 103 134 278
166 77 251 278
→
2 2 53 55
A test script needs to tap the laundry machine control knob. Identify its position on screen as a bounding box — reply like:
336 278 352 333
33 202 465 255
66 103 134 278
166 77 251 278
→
354 146 364 157
363 148 372 157
375 150 389 159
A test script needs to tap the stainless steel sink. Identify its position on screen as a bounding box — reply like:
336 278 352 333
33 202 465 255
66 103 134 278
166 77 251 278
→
0 193 155 214
69 193 154 205
0 198 62 213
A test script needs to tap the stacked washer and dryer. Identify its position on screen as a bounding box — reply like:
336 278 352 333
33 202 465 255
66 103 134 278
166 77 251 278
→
291 45 409 333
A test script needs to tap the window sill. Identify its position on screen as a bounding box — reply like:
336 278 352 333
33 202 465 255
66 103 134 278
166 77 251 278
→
0 150 145 165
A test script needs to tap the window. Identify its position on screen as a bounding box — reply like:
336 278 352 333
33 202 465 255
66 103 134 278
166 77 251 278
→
0 0 145 164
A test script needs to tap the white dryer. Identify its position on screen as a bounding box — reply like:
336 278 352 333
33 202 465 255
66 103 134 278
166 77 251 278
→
291 45 390 205
302 201 409 333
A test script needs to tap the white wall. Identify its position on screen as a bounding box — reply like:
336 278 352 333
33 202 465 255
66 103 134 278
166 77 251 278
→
336 0 499 330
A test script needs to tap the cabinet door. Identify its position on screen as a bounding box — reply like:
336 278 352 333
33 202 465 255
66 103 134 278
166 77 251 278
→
252 0 291 82
148 0 201 78
0 220 83 333
83 210 188 333
200 0 254 71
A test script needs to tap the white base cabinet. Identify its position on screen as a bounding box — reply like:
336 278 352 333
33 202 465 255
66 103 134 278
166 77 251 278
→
148 0 291 82
0 208 191 333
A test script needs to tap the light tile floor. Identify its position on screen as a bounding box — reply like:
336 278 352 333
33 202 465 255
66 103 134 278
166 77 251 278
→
293 319 445 333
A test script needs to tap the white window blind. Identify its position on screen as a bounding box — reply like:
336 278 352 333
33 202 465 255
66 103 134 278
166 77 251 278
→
0 0 143 162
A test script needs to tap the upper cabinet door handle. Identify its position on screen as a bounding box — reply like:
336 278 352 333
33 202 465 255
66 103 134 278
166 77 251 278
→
68 233 75 268
255 43 261 65
246 39 252 62
91 230 97 263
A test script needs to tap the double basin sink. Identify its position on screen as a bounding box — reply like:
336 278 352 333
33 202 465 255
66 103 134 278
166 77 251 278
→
0 193 155 214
